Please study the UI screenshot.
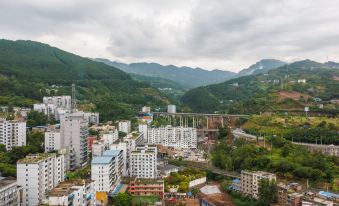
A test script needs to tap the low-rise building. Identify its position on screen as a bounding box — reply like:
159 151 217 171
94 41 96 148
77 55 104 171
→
47 179 95 206
0 177 21 206
278 182 303 206
240 170 276 199
128 178 164 199
302 197 333 206
118 120 131 134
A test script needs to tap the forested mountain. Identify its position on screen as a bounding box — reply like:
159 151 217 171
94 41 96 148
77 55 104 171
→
237 59 286 76
0 39 172 121
95 58 237 89
182 60 339 114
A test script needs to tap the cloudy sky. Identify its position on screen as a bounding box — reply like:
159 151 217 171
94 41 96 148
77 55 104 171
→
1 0 339 72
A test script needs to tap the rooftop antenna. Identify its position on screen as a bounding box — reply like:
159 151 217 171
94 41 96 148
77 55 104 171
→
71 83 77 112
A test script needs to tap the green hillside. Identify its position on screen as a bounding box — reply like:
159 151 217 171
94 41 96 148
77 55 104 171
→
129 74 187 98
182 60 339 114
0 39 172 121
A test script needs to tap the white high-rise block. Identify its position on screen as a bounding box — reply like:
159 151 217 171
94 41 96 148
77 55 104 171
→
91 150 123 192
110 142 130 176
60 111 89 170
130 145 157 179
17 153 65 206
0 118 26 150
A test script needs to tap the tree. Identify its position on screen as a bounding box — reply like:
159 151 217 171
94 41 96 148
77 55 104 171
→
118 131 127 138
218 127 228 140
258 179 277 206
0 144 6 152
112 192 132 206
27 111 48 127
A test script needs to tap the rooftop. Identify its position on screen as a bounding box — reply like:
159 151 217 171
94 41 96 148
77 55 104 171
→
103 149 122 157
49 179 92 197
17 153 56 164
91 156 113 164
0 177 17 189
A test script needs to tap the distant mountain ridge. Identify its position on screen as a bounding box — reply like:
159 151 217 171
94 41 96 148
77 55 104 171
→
237 59 286 76
182 59 339 114
95 58 237 89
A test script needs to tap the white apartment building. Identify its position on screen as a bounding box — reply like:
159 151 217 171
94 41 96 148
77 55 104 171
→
138 124 148 139
147 126 197 149
0 118 26 150
110 142 130 176
45 129 62 152
241 170 276 199
48 179 95 206
125 132 145 151
60 111 89 170
102 130 118 147
92 141 105 157
84 112 100 125
118 120 131 134
34 96 72 120
33 103 57 118
91 150 123 192
43 96 72 109
130 145 157 179
17 153 65 206
102 150 124 182
0 177 21 206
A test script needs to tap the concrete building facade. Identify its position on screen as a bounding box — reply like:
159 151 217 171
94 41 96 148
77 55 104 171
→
118 120 131 134
0 118 26 150
147 126 197 149
60 111 89 170
130 145 157 179
240 170 276 199
17 153 65 206
48 180 95 206
0 177 21 206
44 129 62 152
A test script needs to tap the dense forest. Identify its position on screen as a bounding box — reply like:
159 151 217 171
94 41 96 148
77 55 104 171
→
182 60 339 114
0 40 174 121
242 115 339 145
212 139 339 191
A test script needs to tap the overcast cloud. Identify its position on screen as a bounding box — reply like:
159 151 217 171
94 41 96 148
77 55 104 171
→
1 0 339 72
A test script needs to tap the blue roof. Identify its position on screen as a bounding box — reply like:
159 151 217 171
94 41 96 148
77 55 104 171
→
91 156 112 164
319 191 339 199
233 179 241 183
103 150 121 157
